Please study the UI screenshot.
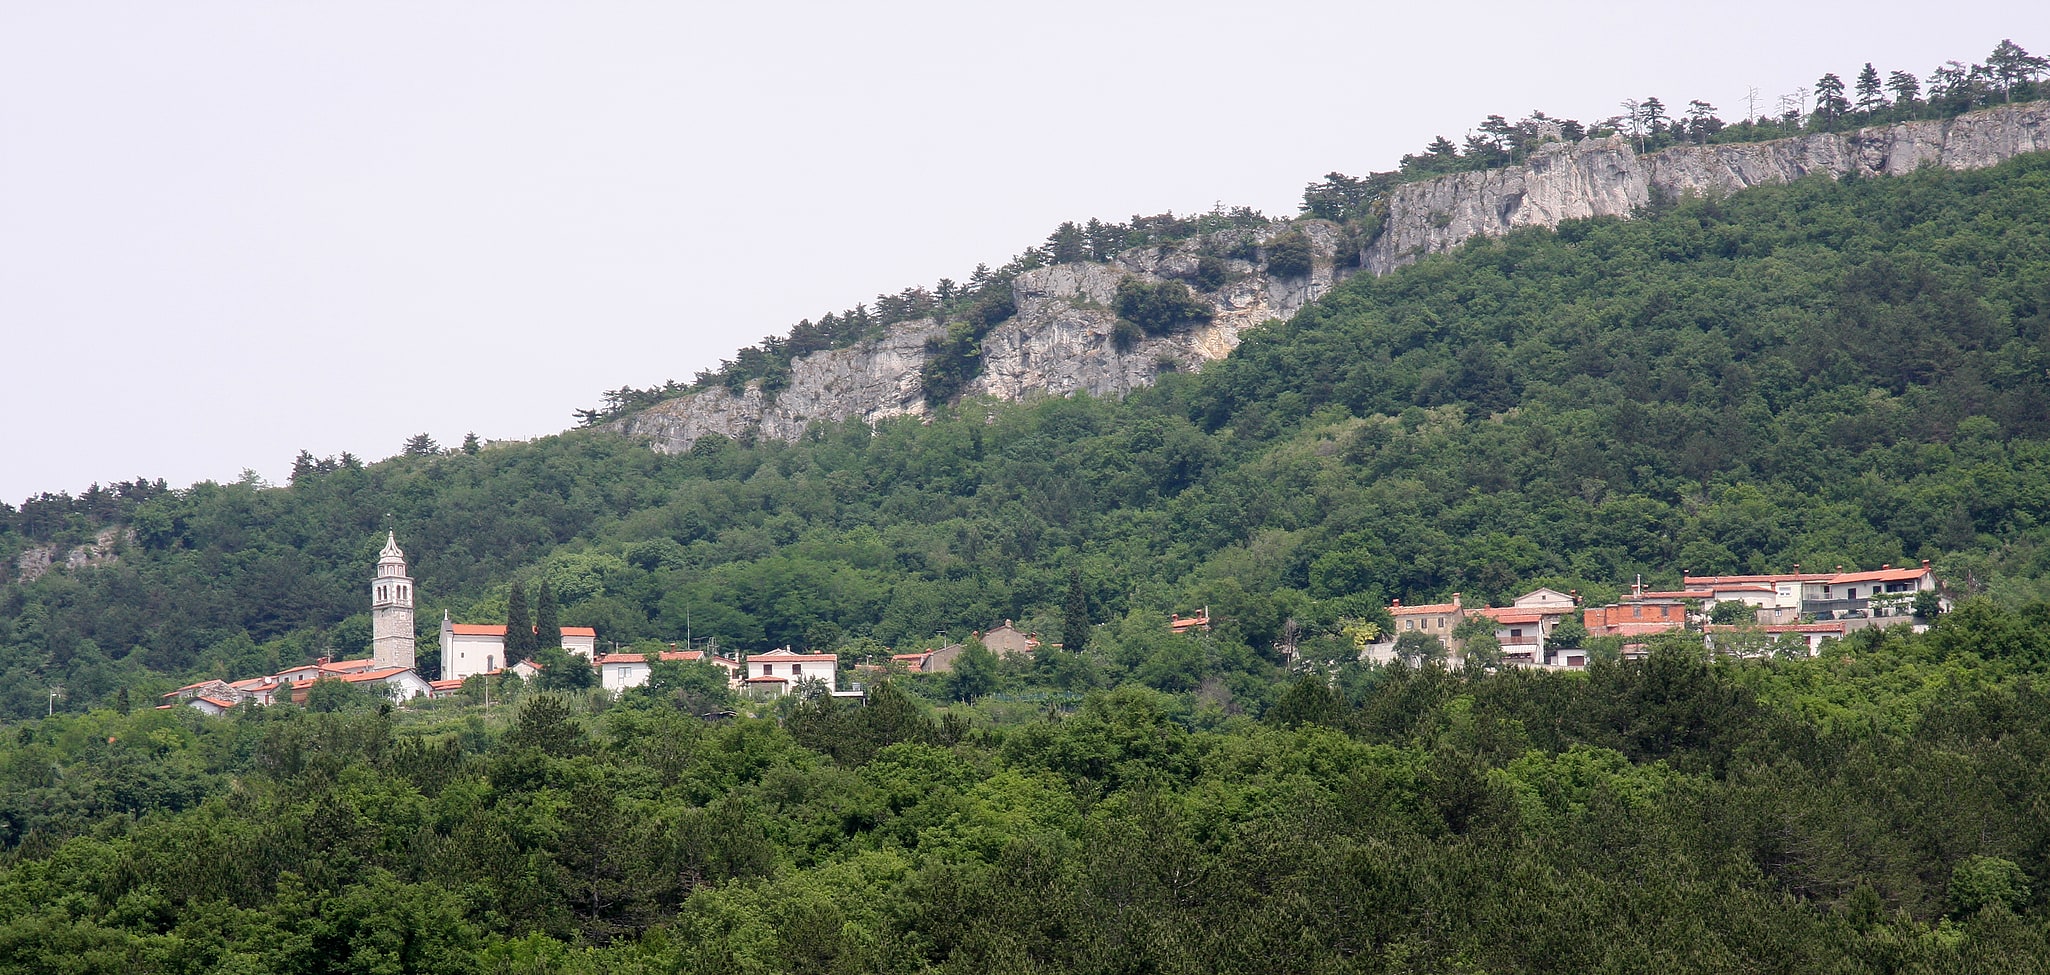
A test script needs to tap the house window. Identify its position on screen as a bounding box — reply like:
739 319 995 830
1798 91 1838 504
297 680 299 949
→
1510 628 1523 639
1848 587 1858 599
792 664 802 675
1632 606 1642 618
1405 620 1414 631
763 664 774 675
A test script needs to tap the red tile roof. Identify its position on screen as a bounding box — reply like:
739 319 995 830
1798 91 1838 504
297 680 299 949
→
448 624 597 637
748 653 840 664
1684 573 1834 585
1827 567 1931 585
596 650 709 665
1390 602 1460 616
1475 608 1544 623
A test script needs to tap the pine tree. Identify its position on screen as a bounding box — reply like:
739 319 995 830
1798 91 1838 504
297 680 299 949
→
1986 40 2049 102
1887 70 1921 107
461 432 480 455
1063 568 1090 653
1814 73 1851 126
505 580 534 664
534 578 561 651
1855 63 1887 113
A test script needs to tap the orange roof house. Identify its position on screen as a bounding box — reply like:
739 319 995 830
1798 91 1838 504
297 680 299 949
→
1389 594 1465 649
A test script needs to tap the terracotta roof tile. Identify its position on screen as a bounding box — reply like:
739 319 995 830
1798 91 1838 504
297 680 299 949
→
1390 602 1459 616
1827 567 1931 585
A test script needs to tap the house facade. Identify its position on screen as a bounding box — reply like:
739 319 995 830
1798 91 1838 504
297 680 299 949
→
892 644 964 673
743 648 840 695
1389 594 1464 650
982 622 1041 657
595 649 741 694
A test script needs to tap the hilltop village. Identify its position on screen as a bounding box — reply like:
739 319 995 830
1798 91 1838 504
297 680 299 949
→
160 533 1949 714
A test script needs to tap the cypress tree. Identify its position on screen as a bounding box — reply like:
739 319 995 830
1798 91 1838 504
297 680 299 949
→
534 578 561 651
1063 568 1090 653
505 580 534 664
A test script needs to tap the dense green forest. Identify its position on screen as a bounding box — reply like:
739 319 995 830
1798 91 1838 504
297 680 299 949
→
9 617 2050 972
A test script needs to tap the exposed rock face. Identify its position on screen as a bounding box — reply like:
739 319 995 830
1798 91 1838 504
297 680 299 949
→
621 322 945 449
1361 102 2050 274
617 220 1352 450
620 103 2050 454
13 527 128 584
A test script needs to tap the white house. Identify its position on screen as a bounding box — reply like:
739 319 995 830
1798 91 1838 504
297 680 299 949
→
596 649 741 694
290 666 434 703
742 648 840 695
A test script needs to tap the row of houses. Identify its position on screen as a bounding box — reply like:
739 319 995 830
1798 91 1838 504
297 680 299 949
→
1375 561 1946 669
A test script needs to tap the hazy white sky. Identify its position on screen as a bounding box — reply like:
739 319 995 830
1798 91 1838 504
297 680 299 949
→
0 3 2038 504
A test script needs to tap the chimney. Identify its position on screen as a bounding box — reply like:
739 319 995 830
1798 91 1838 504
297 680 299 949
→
1569 589 1580 605
1392 599 1401 607
1922 559 1931 569
1882 563 1891 570
1452 593 1462 608
1792 563 1799 574
1837 565 1844 572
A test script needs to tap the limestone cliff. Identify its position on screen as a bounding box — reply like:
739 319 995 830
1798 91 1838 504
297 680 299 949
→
1361 102 2050 274
618 103 2050 454
615 220 1350 450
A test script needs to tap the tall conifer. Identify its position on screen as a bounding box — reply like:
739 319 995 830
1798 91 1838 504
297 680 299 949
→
505 580 534 663
1063 568 1090 653
534 578 561 651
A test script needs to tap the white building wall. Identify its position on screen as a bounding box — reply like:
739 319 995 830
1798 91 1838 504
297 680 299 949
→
442 633 505 683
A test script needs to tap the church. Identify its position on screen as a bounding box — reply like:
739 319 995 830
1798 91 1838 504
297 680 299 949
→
439 616 598 682
374 531 597 683
370 531 417 670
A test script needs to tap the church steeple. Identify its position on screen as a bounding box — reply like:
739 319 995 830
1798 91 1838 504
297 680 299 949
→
371 532 416 670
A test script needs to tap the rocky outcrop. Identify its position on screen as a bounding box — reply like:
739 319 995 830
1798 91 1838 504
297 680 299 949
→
617 220 1352 451
1361 102 2050 274
619 103 2050 454
13 527 129 584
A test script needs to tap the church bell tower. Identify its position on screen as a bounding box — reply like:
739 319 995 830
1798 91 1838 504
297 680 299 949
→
370 532 416 670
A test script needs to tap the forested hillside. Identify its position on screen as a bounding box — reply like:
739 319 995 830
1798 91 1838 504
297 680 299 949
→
4 150 2050 714
3 72 2050 973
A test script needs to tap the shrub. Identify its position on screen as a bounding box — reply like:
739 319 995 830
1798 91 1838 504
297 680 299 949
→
1265 231 1314 278
1113 278 1214 337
